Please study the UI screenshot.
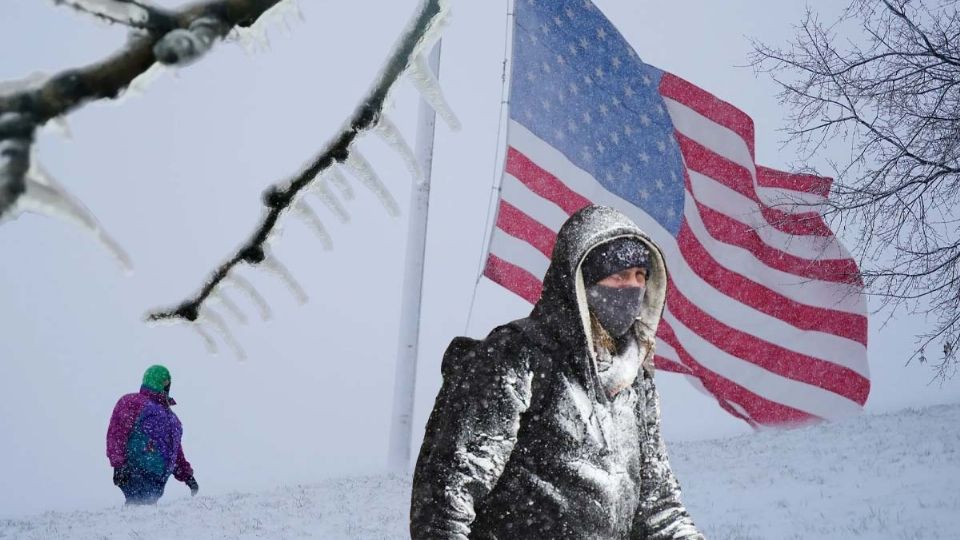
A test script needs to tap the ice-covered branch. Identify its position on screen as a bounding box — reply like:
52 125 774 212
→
0 0 286 226
145 0 450 328
54 0 166 30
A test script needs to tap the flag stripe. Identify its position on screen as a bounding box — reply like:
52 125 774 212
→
505 147 592 215
657 320 818 425
683 155 834 237
659 72 755 158
484 253 543 304
665 279 870 403
676 223 868 345
757 165 832 197
496 200 557 258
661 311 863 419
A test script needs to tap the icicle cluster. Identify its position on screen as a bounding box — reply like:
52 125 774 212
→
146 0 463 361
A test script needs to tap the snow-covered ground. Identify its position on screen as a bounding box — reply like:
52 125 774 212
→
2 402 958 539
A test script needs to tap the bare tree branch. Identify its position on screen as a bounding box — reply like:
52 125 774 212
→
751 0 960 376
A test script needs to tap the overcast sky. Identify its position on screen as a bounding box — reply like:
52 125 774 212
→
2 0 958 518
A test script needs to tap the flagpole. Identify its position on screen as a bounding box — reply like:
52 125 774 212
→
387 42 442 472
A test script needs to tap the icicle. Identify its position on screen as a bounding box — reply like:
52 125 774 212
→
200 306 247 360
325 167 355 201
56 0 150 26
407 52 460 131
344 150 400 217
225 273 272 321
374 114 422 183
210 288 247 325
16 159 132 272
190 321 219 355
292 199 334 250
309 178 350 223
118 63 167 104
261 249 308 304
46 117 73 140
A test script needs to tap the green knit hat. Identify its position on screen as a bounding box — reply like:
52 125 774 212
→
142 364 172 393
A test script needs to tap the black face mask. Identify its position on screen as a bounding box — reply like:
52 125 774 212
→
586 284 645 337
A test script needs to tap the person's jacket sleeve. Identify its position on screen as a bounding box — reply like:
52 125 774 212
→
632 370 704 540
173 445 194 481
410 327 535 540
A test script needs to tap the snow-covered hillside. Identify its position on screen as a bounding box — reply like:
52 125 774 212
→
3 402 958 539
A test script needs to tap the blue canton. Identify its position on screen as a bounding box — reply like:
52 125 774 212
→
510 0 685 234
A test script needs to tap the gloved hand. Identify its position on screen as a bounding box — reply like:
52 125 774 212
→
185 476 199 496
113 467 129 487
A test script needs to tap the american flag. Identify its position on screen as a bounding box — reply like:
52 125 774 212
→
479 0 870 427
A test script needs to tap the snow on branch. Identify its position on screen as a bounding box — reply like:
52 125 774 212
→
144 0 450 343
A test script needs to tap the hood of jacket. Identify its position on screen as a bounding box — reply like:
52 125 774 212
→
530 204 668 363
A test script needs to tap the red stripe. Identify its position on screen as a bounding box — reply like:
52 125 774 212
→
653 355 692 376
677 133 834 237
654 355 757 426
505 147 592 215
656 321 819 426
757 165 832 197
666 278 870 404
495 200 557 258
676 222 868 344
484 253 543 304
659 72 755 158
693 200 863 285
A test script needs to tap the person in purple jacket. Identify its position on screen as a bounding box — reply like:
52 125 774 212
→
106 364 199 504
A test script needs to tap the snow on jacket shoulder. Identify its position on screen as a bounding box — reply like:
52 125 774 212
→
411 205 703 540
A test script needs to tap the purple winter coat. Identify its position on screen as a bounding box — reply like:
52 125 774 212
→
106 386 193 481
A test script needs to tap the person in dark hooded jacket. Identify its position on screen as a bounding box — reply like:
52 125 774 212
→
106 365 199 505
411 205 703 539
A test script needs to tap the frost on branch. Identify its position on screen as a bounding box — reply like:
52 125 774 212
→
230 0 303 54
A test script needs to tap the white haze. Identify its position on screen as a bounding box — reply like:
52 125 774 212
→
1 0 958 519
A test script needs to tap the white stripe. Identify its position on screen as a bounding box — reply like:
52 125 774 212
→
663 308 864 419
507 120 869 378
683 190 867 315
664 97 754 177
688 168 848 260
666 96 835 221
500 173 568 232
489 227 550 280
756 185 827 213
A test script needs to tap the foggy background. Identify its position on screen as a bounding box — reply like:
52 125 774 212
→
2 0 958 518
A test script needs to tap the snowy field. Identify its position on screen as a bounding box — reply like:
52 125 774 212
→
2 402 958 540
